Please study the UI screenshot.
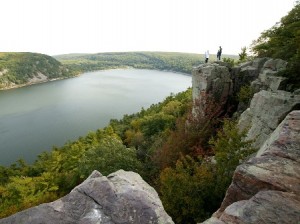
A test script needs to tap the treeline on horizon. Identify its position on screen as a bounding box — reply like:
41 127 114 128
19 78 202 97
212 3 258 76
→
54 51 237 74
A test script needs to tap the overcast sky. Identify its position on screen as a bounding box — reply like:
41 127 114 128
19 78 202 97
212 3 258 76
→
0 0 296 56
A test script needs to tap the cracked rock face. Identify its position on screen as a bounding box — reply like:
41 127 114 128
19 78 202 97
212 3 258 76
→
238 90 300 149
0 170 174 224
192 63 232 104
202 110 300 224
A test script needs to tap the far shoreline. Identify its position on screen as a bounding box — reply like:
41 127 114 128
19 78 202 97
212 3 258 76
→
0 68 191 91
0 74 80 91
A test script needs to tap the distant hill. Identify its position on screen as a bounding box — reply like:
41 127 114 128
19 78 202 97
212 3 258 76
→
0 52 77 90
0 51 237 90
54 51 237 75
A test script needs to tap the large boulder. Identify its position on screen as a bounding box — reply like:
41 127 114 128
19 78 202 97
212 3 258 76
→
0 170 174 224
238 90 300 149
201 110 300 224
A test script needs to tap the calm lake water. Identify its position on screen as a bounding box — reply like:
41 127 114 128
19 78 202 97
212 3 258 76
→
0 69 191 166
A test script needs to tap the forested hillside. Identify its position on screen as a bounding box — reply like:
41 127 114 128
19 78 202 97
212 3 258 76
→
0 53 76 89
55 52 237 74
55 52 203 74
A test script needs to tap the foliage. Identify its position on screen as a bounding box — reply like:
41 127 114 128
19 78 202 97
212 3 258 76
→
237 85 255 105
238 47 248 63
0 52 77 89
153 93 221 171
159 156 218 224
0 173 58 218
159 119 256 224
111 89 193 183
222 57 235 67
0 126 142 218
78 136 143 178
209 119 256 194
251 2 300 89
55 52 203 74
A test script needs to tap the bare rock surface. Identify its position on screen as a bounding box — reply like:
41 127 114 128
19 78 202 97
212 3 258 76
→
238 90 300 149
0 170 174 224
251 58 288 92
192 63 232 116
192 63 232 103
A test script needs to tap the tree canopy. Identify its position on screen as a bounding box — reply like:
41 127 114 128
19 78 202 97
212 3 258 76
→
251 2 300 89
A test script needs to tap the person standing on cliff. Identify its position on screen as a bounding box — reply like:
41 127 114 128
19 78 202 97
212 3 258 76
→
217 46 222 60
205 50 209 63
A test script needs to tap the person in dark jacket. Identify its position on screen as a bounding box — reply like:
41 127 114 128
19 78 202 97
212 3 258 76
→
217 46 222 60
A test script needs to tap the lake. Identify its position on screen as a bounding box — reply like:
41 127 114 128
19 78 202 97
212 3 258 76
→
0 69 191 166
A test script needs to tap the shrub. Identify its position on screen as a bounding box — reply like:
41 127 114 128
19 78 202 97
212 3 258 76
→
237 85 255 105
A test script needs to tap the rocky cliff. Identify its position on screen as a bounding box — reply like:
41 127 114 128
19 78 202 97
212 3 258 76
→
0 170 173 224
202 110 300 224
193 60 300 223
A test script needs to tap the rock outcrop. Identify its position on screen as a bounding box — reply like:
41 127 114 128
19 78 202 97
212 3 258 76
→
192 63 232 115
231 58 268 94
0 170 173 224
192 63 232 103
238 90 300 149
192 59 299 150
202 110 300 224
251 58 288 92
229 58 289 114
192 58 289 116
232 58 287 94
191 60 300 223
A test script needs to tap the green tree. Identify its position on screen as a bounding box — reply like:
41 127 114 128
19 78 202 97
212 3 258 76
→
78 136 143 178
238 47 248 63
237 85 255 105
222 57 235 67
159 155 218 224
209 119 256 194
251 2 300 89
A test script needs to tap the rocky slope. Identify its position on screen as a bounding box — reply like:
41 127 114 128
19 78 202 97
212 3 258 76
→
0 170 173 224
0 52 76 90
202 110 300 224
193 59 300 223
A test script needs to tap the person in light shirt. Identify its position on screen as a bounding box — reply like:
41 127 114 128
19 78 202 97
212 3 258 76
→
205 50 209 63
